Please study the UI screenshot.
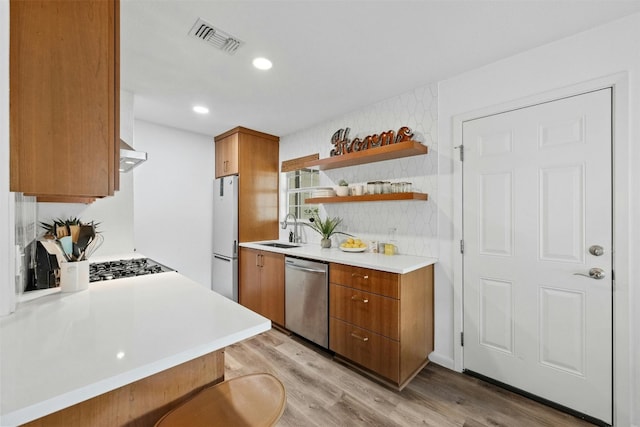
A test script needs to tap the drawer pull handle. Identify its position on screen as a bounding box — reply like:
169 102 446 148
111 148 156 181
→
351 273 369 279
350 332 369 342
351 295 369 303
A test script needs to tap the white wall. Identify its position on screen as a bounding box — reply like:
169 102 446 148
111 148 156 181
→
279 84 438 257
438 13 640 426
133 120 214 288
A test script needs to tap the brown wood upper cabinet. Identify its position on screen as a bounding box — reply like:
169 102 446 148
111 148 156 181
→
217 127 282 322
214 127 280 243
10 0 120 200
214 132 239 178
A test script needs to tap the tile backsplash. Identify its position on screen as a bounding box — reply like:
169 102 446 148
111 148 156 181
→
14 192 37 296
279 83 438 258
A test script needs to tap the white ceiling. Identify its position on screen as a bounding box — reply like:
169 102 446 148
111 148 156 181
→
121 1 640 139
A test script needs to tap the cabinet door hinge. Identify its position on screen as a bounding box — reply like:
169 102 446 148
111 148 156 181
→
460 332 464 347
454 145 464 161
460 240 464 254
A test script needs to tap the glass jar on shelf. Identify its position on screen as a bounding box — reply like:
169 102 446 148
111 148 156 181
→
367 182 375 195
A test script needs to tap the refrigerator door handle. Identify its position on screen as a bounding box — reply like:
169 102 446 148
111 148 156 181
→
214 255 231 262
233 240 238 257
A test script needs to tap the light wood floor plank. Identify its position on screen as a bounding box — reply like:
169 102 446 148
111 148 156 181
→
225 329 593 427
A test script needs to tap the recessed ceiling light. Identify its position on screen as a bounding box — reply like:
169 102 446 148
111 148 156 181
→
193 105 209 114
252 57 272 70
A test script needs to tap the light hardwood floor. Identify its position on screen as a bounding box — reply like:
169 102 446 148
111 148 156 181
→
224 329 593 427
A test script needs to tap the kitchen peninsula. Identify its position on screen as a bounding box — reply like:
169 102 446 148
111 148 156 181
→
0 269 270 426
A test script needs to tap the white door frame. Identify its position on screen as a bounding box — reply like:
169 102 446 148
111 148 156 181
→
451 73 630 425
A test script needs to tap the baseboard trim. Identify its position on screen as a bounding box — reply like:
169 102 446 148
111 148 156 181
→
428 351 455 370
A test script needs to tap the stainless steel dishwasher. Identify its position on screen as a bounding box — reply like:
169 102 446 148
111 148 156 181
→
284 256 329 348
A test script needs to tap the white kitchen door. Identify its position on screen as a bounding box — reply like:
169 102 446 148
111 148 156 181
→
462 88 612 424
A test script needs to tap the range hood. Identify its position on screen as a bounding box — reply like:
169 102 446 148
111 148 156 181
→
119 139 147 172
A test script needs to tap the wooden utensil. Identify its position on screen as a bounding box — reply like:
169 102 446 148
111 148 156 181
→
69 225 81 243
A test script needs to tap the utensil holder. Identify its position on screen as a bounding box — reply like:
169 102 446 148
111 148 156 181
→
60 260 89 292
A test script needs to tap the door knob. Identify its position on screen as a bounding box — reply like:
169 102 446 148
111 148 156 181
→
589 245 605 256
574 268 606 280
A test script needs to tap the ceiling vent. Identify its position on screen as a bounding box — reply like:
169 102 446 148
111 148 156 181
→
188 18 243 54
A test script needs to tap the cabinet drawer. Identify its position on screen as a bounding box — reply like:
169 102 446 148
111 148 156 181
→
330 284 399 340
330 264 399 298
330 318 399 383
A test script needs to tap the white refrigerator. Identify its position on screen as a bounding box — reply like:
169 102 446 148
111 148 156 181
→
212 175 239 301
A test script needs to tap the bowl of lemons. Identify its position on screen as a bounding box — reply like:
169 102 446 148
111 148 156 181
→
339 237 367 252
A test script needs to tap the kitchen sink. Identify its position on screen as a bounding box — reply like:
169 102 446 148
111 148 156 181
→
257 242 301 249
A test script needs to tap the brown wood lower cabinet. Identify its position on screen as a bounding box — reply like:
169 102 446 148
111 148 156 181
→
330 283 399 340
330 318 400 382
239 247 285 326
329 263 434 390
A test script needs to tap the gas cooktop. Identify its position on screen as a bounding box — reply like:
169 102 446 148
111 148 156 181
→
89 258 174 282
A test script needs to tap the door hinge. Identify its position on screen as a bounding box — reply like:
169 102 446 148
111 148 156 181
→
460 332 464 347
460 240 464 254
454 145 464 161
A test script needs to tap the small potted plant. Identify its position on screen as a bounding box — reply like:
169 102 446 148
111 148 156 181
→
307 212 351 248
335 179 349 197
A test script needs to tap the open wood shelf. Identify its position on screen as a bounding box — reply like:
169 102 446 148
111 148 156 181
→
305 192 428 204
303 140 427 170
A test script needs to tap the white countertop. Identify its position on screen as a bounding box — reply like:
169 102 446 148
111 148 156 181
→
0 271 270 426
240 241 437 274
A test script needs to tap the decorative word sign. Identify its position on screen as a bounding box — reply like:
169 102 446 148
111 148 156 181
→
330 126 414 157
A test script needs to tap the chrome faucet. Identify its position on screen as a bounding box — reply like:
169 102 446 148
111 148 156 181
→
282 213 300 243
